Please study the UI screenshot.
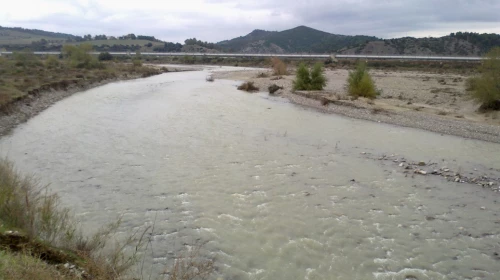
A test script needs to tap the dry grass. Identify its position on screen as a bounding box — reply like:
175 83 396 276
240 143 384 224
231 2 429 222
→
164 246 214 280
268 84 283 95
270 57 287 76
0 250 73 280
237 81 259 92
0 159 215 280
0 159 147 280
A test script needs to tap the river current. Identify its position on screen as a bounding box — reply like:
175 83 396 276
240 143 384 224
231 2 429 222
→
1 68 499 279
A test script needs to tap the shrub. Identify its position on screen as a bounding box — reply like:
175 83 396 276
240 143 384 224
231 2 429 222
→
237 81 259 92
132 57 142 67
45 55 60 68
310 63 327 90
293 63 327 90
62 44 101 69
98 52 113 61
13 49 41 68
469 47 500 111
465 76 478 91
0 159 145 279
293 63 311 90
271 57 287 75
347 62 377 98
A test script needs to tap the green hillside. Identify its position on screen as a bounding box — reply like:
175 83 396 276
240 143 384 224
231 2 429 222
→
217 26 378 53
0 27 74 45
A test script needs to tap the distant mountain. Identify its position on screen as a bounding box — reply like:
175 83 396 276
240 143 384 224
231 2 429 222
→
339 32 500 56
217 26 378 54
0 26 78 45
2 25 499 56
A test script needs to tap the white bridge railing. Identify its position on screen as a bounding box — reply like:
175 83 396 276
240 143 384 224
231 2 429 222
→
0 51 482 61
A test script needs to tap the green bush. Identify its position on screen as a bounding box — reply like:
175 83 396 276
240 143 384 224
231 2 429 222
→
469 47 500 110
293 63 326 90
44 55 60 68
13 49 41 68
293 63 311 90
98 52 113 61
310 63 327 90
347 62 377 98
62 44 101 69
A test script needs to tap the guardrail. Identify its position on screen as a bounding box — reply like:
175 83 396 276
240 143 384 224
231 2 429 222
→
335 54 482 61
0 51 482 61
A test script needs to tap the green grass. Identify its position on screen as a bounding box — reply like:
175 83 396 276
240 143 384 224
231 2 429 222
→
0 250 74 280
347 62 377 98
469 47 500 111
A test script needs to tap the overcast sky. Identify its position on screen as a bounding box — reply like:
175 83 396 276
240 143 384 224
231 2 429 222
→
2 0 500 43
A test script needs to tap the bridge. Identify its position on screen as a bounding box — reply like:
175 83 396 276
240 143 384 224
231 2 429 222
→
0 51 482 61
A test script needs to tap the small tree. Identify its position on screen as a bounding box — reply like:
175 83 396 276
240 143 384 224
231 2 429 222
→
347 62 377 98
310 63 327 90
293 63 326 91
470 47 500 110
293 63 311 90
62 44 99 68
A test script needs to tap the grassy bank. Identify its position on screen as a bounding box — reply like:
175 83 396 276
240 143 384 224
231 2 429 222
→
0 159 215 279
0 51 164 112
0 159 143 279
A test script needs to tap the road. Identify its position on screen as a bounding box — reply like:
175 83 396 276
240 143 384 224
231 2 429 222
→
0 51 482 61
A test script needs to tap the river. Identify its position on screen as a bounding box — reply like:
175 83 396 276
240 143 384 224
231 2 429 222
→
1 68 499 280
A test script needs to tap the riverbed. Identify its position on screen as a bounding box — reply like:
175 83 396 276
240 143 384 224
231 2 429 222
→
0 68 499 280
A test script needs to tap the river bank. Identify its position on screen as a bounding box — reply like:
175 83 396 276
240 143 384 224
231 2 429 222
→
0 64 193 137
213 68 500 143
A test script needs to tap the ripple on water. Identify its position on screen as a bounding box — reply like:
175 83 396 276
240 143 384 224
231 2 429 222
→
0 70 499 279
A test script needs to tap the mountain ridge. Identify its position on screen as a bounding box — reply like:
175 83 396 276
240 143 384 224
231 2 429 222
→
1 25 499 56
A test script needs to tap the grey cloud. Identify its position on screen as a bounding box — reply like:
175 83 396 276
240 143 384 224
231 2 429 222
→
1 0 499 43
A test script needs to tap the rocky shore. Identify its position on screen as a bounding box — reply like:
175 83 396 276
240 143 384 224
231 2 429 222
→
214 68 500 143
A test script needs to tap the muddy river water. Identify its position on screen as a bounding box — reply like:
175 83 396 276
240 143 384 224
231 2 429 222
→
1 68 499 279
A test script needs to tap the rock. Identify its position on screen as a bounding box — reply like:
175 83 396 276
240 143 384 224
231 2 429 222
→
431 170 439 175
480 207 486 210
489 182 494 186
415 170 427 175
455 178 460 182
399 163 405 167
405 166 411 170
418 161 426 166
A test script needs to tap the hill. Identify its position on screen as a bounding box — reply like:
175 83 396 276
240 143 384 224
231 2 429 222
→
340 32 500 56
0 26 77 45
217 26 378 53
0 26 166 52
1 25 499 56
